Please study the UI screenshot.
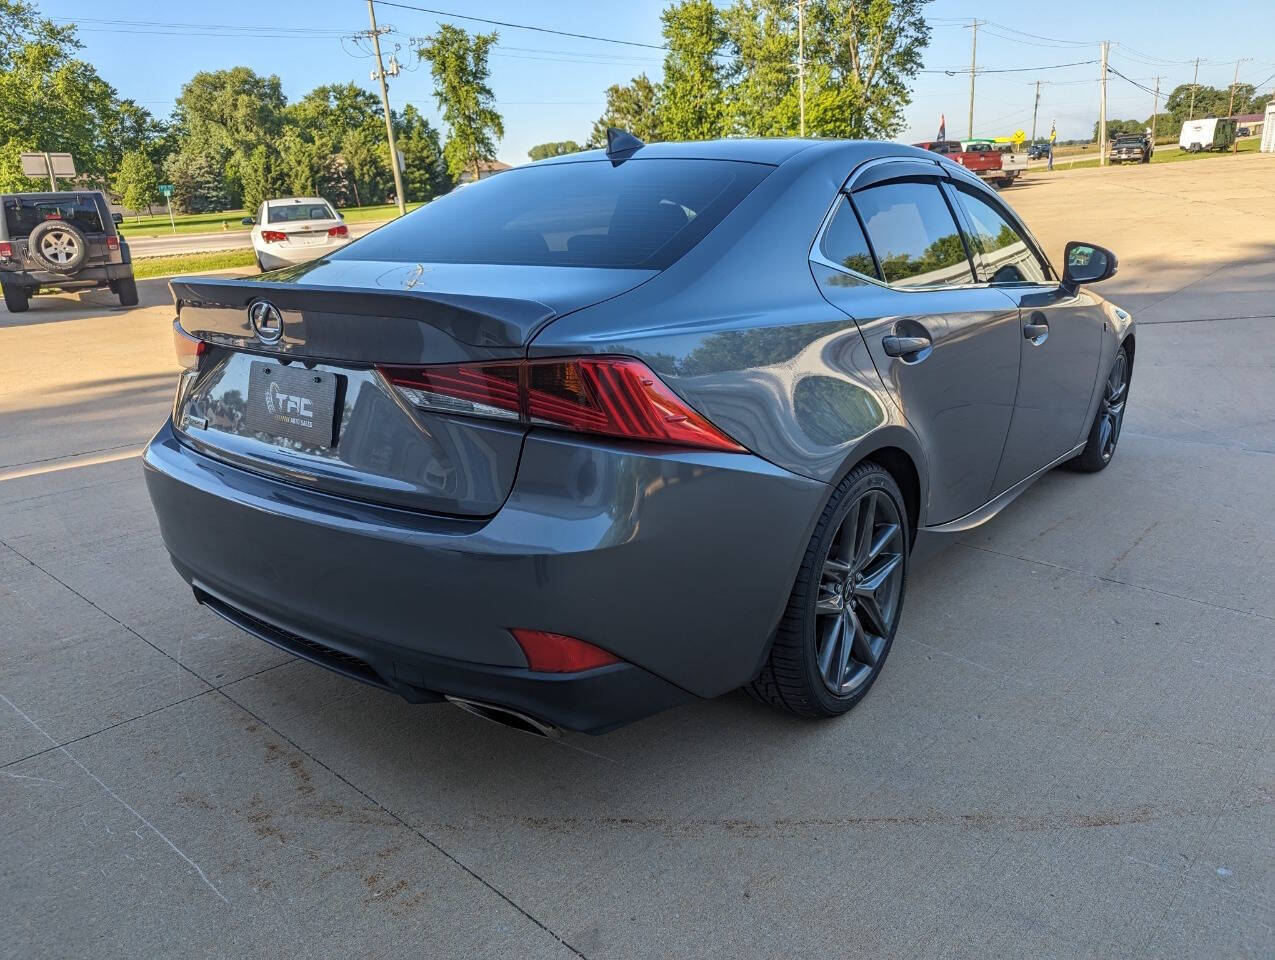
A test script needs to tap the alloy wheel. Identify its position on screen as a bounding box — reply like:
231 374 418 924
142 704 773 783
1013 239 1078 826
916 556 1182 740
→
39 229 80 266
1098 352 1128 462
815 489 906 696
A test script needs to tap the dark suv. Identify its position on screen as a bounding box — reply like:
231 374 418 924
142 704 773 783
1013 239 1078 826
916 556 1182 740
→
0 190 138 312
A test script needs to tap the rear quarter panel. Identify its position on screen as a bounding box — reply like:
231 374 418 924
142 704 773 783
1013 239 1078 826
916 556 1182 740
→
529 144 922 494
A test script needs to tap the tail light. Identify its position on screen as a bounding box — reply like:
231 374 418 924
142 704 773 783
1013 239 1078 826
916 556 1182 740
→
0 241 12 259
327 224 348 238
173 320 205 369
379 356 744 452
260 230 287 243
510 629 620 672
106 236 119 251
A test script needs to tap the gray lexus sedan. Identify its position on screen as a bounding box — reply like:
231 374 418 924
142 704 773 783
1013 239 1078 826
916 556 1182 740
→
144 133 1133 734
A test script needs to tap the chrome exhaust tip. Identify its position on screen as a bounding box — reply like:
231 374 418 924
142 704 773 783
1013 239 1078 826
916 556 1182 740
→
446 696 560 739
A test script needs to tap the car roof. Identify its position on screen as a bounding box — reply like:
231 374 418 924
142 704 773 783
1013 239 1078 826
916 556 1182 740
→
265 197 330 206
527 138 940 172
3 190 105 199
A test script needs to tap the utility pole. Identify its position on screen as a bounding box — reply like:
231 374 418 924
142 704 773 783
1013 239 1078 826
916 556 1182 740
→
1188 57 1200 119
1098 41 1109 166
366 0 407 216
1227 58 1250 154
796 0 806 137
1151 76 1162 142
1030 80 1042 144
965 20 983 139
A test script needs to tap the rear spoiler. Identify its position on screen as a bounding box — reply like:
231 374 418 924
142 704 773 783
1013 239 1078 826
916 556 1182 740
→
170 274 556 365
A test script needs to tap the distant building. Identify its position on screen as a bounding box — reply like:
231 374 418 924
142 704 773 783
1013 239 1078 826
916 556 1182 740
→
457 160 512 184
1232 112 1265 136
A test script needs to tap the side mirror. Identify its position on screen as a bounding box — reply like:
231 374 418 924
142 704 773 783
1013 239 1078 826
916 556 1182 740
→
1062 241 1117 289
241 216 255 226
111 212 124 225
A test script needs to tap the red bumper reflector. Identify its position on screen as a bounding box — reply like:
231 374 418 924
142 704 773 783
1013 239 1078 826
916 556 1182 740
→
510 629 621 673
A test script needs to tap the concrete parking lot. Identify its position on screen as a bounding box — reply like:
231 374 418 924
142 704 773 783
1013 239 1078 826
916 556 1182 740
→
2 154 1272 958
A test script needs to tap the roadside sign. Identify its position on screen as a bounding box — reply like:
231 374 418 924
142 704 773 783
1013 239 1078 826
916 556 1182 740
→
158 184 174 197
19 152 76 190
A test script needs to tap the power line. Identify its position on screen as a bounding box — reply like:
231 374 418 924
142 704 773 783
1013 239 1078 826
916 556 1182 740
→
372 0 668 51
921 59 1099 76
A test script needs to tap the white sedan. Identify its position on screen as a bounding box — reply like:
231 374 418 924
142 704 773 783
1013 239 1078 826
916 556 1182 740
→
245 197 351 271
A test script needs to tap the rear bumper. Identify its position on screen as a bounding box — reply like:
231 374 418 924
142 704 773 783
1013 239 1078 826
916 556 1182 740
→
0 262 132 289
143 419 826 732
257 239 350 269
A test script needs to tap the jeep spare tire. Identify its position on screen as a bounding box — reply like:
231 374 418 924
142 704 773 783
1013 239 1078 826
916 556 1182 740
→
28 220 89 273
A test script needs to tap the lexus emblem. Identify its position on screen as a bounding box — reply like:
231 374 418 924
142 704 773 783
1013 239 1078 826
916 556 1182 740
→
248 300 284 344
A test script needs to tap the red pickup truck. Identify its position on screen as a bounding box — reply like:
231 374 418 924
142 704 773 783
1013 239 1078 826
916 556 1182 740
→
913 140 1022 187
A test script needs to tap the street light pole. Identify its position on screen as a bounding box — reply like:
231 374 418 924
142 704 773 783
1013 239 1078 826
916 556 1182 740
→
366 0 407 216
1098 41 1109 167
965 20 982 140
796 0 806 137
1030 80 1042 145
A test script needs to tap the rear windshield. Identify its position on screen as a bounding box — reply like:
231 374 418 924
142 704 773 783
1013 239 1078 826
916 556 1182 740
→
3 195 104 239
268 203 335 223
334 158 772 270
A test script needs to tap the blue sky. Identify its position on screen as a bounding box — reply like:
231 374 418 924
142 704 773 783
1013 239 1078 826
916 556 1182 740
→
42 0 1275 161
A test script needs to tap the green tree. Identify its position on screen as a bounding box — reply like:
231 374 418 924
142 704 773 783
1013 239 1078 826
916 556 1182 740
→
396 104 451 201
659 0 727 141
163 150 230 214
587 74 663 146
803 0 932 139
240 144 288 214
721 0 799 137
113 150 159 215
171 67 286 204
528 140 584 161
0 1 124 190
418 25 504 182
339 127 386 208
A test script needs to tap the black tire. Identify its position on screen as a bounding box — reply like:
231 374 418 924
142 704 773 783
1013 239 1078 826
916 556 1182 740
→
115 275 139 307
748 462 909 718
27 220 89 273
1068 346 1130 472
2 284 30 313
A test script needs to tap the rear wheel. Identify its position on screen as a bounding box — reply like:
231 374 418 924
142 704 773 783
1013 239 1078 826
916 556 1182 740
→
2 284 29 313
1069 346 1129 472
748 462 908 718
115 276 139 307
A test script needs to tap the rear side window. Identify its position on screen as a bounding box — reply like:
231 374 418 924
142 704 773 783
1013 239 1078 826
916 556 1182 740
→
268 203 335 223
820 198 879 279
3 195 104 239
952 187 1048 285
853 181 973 288
335 159 772 270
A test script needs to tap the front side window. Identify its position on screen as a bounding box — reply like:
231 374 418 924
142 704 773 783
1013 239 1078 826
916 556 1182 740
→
334 159 772 270
819 197 879 279
852 181 973 288
952 188 1047 285
3 195 104 238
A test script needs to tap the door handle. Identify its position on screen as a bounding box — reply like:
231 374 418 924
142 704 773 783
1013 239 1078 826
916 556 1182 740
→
882 335 932 358
1023 312 1049 344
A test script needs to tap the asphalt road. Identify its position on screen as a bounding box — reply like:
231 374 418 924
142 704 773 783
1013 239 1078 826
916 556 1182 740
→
123 218 387 258
2 154 1273 959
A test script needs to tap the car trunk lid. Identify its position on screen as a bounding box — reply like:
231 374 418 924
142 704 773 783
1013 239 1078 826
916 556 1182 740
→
169 258 656 516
